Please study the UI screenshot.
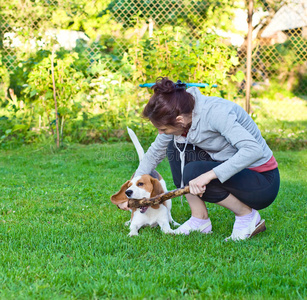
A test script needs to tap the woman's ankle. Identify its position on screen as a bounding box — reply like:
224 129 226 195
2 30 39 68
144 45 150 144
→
191 213 209 220
234 207 252 217
190 216 210 223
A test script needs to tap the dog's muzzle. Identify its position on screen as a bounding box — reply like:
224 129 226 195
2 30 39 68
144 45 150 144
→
140 207 149 214
125 190 149 213
125 190 133 197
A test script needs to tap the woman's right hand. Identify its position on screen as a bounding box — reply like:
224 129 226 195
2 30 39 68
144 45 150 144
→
189 170 217 197
118 201 129 211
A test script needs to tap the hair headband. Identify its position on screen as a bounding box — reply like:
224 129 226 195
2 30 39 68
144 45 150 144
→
175 80 187 90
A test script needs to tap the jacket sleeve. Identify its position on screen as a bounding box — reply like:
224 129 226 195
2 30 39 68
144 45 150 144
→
134 133 173 177
210 110 264 183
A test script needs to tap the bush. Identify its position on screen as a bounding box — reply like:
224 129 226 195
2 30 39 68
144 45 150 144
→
122 27 240 99
1 29 241 148
252 37 307 97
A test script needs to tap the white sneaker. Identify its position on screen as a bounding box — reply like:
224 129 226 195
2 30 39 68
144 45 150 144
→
226 210 266 241
174 218 212 235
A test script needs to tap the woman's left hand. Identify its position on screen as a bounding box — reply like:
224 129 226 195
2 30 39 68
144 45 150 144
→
189 170 218 197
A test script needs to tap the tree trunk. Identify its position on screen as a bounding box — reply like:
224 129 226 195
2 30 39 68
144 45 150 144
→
51 46 60 148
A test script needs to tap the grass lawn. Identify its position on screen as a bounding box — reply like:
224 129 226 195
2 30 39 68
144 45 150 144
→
0 143 306 299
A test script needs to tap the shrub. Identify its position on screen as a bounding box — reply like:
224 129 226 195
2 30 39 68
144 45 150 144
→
123 27 240 99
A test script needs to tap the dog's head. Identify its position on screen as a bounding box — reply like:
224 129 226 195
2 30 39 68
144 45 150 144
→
110 175 165 212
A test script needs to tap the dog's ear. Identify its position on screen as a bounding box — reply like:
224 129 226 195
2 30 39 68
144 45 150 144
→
150 178 165 198
110 180 130 205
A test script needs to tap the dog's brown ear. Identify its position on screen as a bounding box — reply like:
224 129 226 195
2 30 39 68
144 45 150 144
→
110 180 130 205
150 178 165 198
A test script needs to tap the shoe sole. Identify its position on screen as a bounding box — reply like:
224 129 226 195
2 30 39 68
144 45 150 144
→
249 219 266 238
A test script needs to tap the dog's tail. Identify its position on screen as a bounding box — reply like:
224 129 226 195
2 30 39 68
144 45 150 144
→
127 127 144 162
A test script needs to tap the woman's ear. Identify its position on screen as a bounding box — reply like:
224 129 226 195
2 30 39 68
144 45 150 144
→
175 115 185 127
110 181 130 205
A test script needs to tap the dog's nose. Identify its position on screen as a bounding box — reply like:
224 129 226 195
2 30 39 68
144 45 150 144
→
125 190 133 197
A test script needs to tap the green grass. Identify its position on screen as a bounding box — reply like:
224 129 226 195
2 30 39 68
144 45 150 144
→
0 144 306 299
234 95 307 150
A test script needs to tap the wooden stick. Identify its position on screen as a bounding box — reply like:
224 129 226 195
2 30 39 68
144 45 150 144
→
128 186 190 208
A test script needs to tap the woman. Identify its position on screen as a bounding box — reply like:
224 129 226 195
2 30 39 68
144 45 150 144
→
119 77 280 241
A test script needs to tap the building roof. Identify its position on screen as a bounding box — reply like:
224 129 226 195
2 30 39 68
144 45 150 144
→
261 0 307 37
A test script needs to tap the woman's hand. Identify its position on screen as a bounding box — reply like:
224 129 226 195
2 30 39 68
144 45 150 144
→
189 170 217 197
117 201 129 211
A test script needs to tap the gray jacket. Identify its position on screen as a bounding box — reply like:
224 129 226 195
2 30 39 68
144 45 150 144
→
134 87 273 183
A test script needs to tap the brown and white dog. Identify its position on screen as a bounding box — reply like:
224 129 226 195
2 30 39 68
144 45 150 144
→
111 128 179 236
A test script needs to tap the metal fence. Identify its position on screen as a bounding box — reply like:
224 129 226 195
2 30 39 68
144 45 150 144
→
1 0 307 143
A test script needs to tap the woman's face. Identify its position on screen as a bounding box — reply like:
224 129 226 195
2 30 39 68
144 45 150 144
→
156 125 184 135
154 114 192 135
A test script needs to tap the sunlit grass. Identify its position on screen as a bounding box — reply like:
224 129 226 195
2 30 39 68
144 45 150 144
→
0 144 306 299
232 95 307 150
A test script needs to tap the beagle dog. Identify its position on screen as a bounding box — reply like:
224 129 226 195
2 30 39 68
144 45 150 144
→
111 128 179 236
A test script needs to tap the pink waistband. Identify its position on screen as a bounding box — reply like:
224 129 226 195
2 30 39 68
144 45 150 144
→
248 155 278 173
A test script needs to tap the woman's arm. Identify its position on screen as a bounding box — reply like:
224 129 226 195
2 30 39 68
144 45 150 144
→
209 109 264 183
134 133 173 177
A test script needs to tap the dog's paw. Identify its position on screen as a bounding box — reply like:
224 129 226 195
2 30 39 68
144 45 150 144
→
163 229 175 235
128 231 139 237
125 220 131 227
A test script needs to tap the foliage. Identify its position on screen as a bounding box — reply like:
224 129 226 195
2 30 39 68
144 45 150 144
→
0 53 9 104
8 50 51 98
103 0 239 33
66 67 149 143
0 0 306 148
0 0 118 64
1 21 243 148
252 37 307 96
23 51 87 143
0 145 306 298
124 27 240 99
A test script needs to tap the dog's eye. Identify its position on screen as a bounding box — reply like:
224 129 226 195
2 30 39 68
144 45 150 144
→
137 182 144 187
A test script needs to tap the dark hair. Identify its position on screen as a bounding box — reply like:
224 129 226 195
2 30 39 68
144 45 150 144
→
142 77 195 127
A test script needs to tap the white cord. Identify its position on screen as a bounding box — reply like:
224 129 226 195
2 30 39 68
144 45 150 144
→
173 134 190 205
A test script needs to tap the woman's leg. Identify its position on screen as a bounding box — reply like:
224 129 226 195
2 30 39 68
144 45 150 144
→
167 142 213 234
217 193 252 216
182 161 279 239
217 194 264 240
174 194 212 235
185 194 209 219
183 161 280 210
167 142 280 238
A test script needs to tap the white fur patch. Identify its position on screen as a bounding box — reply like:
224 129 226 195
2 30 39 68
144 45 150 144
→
125 176 151 199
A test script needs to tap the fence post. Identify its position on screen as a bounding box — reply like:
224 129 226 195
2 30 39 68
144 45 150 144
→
245 0 254 114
